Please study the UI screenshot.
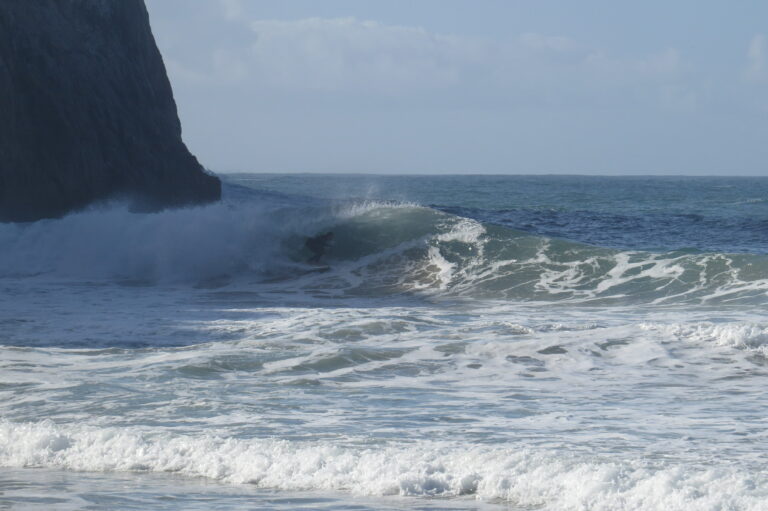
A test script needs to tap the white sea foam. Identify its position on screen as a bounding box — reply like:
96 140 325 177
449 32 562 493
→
2 285 768 509
1 421 766 511
641 322 768 353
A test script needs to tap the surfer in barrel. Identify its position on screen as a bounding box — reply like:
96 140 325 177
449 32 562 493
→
305 232 334 264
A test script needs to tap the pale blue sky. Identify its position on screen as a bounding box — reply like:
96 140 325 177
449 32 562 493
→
145 0 768 175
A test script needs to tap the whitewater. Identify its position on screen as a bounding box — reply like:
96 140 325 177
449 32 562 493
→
1 174 768 510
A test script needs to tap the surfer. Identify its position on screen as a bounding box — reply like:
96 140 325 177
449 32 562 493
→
305 232 334 264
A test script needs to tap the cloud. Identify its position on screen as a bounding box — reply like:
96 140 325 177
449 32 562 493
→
743 34 768 111
746 34 767 82
140 1 768 175
519 33 580 54
163 15 689 110
245 18 471 94
219 0 243 21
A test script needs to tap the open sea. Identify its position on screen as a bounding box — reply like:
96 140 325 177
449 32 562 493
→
2 174 768 510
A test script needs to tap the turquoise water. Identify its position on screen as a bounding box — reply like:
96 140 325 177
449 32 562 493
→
1 174 768 510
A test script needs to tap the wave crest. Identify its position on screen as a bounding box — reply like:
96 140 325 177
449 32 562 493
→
1 420 766 510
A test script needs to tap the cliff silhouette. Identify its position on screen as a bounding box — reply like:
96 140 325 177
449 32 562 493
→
0 0 220 222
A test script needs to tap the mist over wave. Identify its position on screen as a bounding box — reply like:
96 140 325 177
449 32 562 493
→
0 186 324 283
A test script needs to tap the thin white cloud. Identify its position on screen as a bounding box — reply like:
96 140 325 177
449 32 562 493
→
219 0 243 21
746 34 767 81
245 18 470 93
141 1 768 175
166 15 688 109
519 33 580 53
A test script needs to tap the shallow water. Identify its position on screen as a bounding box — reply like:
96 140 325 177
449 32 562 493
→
1 175 768 510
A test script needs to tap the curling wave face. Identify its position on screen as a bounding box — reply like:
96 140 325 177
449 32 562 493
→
292 205 768 304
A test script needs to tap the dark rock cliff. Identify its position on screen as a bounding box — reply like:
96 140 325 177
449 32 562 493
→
0 0 220 222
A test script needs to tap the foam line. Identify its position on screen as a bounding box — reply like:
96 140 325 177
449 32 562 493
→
1 421 766 510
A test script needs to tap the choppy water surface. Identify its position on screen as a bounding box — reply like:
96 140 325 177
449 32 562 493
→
2 175 768 510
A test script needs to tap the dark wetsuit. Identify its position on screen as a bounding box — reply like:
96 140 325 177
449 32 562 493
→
305 232 334 264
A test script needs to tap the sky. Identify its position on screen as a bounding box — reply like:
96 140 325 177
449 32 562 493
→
144 0 768 175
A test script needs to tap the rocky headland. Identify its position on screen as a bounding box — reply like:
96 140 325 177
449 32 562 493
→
0 0 220 222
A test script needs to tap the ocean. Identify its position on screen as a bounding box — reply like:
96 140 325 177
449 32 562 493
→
1 174 767 510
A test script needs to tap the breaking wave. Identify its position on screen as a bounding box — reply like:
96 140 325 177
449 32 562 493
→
1 184 767 305
2 420 766 511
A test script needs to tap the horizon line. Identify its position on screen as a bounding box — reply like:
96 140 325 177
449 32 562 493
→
218 170 768 178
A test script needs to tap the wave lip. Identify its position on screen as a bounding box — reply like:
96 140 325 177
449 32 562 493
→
2 421 768 510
